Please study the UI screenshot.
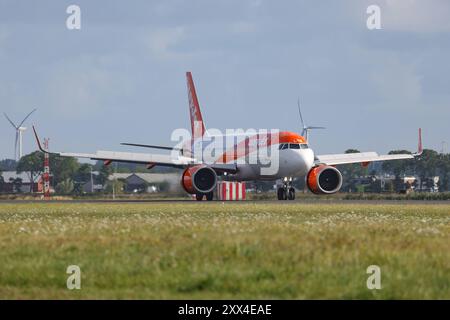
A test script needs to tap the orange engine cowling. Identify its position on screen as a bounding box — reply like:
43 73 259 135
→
307 165 343 195
181 165 217 194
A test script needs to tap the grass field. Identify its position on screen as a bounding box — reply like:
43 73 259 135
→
0 202 448 299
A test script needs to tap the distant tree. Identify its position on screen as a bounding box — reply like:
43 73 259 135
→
0 175 4 192
17 152 81 193
98 164 112 186
72 163 94 194
55 179 74 194
382 150 414 178
0 159 17 171
338 149 368 192
50 155 79 185
384 179 394 193
339 149 368 177
73 163 93 183
104 179 125 194
437 153 450 191
415 149 439 184
17 151 44 192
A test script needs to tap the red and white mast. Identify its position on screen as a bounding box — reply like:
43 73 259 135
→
43 138 51 200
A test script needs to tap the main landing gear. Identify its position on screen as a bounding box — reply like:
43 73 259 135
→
196 192 214 201
277 177 295 201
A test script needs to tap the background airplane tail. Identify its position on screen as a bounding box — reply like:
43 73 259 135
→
186 72 206 138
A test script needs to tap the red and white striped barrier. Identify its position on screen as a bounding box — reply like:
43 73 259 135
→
217 181 246 201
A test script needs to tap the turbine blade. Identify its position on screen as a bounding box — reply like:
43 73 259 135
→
18 108 37 128
3 113 18 129
297 98 305 128
306 126 326 130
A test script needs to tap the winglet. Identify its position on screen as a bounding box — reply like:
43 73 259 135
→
32 125 47 153
414 128 423 156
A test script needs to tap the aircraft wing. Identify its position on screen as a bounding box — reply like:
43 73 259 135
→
315 128 422 166
32 126 238 173
315 152 414 166
33 126 197 168
59 150 197 168
56 150 238 172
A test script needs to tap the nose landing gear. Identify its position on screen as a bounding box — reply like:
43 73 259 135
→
277 187 287 200
277 178 295 201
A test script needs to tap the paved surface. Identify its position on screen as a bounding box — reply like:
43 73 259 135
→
0 199 448 205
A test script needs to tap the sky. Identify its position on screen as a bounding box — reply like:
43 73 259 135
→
0 0 449 160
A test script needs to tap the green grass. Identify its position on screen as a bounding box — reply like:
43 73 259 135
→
0 202 448 299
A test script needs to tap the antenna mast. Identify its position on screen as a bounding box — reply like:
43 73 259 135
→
43 138 51 200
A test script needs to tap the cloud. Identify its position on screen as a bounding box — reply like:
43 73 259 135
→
369 55 422 107
0 26 9 58
249 0 263 9
144 26 187 60
228 21 257 34
383 0 450 33
0 1 449 157
0 27 8 43
42 55 134 118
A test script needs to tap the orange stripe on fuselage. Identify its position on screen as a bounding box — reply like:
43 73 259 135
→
216 131 305 164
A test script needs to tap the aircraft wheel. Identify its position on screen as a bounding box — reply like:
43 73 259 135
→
195 194 204 201
277 187 288 200
277 188 283 200
288 188 295 200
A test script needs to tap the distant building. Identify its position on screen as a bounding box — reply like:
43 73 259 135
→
108 173 180 193
416 176 440 193
0 171 44 193
348 174 440 193
81 180 104 193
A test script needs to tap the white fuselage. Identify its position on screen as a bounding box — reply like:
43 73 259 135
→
228 147 315 181
182 132 315 181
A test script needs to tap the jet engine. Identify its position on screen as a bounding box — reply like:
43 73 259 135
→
307 165 343 194
181 165 217 194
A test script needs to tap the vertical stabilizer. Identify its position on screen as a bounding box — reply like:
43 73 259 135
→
186 72 206 137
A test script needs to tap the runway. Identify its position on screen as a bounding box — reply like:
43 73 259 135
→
1 199 449 205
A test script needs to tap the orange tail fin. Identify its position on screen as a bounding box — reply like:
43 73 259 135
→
186 72 206 137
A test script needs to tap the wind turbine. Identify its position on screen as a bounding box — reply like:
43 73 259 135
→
3 109 37 161
297 98 325 143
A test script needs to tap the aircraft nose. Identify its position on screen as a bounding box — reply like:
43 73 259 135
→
305 149 315 167
297 149 314 175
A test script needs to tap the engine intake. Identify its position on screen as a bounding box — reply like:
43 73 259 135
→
307 165 343 194
181 165 217 194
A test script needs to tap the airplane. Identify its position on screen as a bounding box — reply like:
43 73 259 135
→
33 72 423 201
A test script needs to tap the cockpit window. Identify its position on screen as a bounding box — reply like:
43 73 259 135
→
280 143 309 150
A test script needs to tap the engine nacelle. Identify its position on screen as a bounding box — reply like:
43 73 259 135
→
307 165 343 195
181 165 217 194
